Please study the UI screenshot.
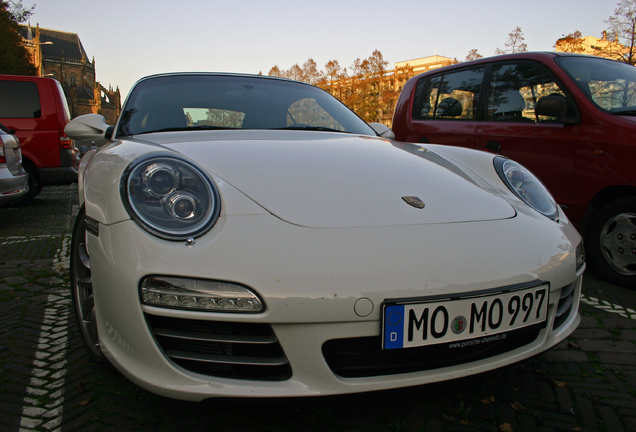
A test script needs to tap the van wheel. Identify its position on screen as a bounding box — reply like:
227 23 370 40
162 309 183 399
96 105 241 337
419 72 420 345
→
586 197 636 289
11 161 41 206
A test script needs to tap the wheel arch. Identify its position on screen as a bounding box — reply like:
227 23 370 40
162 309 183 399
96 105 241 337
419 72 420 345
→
580 185 636 236
77 149 97 208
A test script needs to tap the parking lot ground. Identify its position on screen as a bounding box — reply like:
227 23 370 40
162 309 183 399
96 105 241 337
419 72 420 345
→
1 185 635 432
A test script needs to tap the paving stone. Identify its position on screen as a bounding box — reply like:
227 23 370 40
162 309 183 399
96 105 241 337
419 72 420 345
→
598 405 625 432
578 316 599 328
597 352 636 365
3 276 28 285
576 339 636 353
624 416 636 431
572 328 612 339
542 350 588 362
608 317 636 328
575 395 599 428
555 386 573 413
596 396 636 409
622 329 636 341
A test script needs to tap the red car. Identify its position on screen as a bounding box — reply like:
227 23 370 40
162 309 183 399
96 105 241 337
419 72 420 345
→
393 52 636 288
0 75 79 204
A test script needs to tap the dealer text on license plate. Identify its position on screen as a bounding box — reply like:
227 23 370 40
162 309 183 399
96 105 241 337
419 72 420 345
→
382 285 548 349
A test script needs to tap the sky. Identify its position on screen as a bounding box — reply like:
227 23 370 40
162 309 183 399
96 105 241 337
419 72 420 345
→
27 0 619 100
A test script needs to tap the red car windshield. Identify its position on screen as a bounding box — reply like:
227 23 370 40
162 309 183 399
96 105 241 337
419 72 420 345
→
557 56 636 114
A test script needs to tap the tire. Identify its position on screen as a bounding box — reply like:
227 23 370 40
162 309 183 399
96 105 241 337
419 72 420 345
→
10 161 41 206
586 197 636 289
70 208 108 364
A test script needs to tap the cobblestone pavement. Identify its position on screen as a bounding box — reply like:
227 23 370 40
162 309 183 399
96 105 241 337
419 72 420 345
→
1 185 635 432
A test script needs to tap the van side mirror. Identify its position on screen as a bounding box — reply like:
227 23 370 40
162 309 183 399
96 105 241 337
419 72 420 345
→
535 95 577 124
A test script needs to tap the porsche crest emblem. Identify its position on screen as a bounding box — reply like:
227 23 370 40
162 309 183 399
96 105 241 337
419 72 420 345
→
402 196 425 209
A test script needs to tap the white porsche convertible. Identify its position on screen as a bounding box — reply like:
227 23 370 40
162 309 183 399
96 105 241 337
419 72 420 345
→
66 73 584 401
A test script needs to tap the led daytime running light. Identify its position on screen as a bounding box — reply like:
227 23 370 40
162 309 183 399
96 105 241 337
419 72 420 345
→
141 276 264 312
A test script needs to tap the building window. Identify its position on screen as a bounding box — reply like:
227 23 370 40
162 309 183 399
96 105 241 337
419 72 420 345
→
69 73 78 86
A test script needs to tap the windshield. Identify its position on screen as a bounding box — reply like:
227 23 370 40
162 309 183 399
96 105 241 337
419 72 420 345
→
116 74 376 137
557 56 636 114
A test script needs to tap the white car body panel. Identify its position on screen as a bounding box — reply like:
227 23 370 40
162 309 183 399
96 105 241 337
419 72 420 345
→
84 131 517 227
80 133 583 401
88 206 582 400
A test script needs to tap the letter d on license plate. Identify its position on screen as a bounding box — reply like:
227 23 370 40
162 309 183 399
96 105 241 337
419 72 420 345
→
382 284 548 349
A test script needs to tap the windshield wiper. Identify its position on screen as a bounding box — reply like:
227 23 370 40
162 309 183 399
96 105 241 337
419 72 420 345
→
609 107 636 116
277 125 346 132
137 125 234 134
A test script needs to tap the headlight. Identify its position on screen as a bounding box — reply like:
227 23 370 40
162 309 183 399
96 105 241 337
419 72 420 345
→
121 155 220 239
576 241 586 271
494 157 559 220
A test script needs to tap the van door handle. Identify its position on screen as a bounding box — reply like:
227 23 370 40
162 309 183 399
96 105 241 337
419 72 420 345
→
485 141 502 153
418 137 430 143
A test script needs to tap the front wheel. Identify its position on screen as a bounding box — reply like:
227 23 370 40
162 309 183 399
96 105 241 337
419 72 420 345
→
70 208 107 364
586 197 636 289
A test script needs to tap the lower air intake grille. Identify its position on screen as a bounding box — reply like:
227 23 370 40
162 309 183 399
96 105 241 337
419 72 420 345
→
322 324 543 378
553 281 576 330
145 314 291 381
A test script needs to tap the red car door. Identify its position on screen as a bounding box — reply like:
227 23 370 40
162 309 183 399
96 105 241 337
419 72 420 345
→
399 67 485 147
475 61 580 212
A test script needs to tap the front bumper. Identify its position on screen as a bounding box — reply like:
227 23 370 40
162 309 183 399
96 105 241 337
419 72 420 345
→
0 168 28 206
87 212 583 401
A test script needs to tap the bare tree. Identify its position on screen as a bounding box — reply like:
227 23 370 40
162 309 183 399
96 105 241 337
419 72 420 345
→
267 65 284 78
267 59 322 84
302 58 322 85
323 59 345 96
7 0 35 23
465 49 483 61
288 64 304 82
605 0 636 64
266 50 411 124
495 27 528 54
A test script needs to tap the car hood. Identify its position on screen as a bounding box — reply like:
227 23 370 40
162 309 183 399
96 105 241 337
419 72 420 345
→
137 130 516 228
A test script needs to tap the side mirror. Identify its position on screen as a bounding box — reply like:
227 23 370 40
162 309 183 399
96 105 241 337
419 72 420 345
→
369 122 396 139
535 95 577 124
65 114 113 142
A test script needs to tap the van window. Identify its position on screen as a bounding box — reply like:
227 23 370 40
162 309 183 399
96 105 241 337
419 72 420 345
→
487 62 567 122
0 81 41 118
412 67 485 121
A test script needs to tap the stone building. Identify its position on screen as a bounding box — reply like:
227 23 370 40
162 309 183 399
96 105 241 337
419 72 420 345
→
20 24 121 123
394 55 454 74
555 31 629 61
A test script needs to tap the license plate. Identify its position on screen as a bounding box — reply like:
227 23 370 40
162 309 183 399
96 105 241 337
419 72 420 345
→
382 285 548 350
